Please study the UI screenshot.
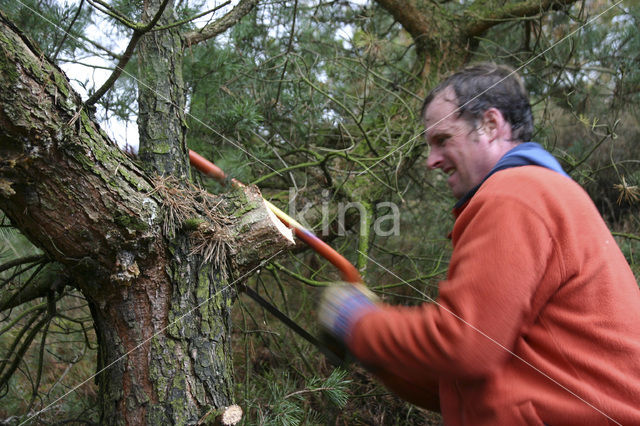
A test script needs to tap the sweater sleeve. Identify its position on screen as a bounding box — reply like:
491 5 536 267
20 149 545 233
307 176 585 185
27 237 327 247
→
348 193 561 382
370 366 440 412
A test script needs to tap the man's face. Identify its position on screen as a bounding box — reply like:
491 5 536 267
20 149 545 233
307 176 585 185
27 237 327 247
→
424 87 494 199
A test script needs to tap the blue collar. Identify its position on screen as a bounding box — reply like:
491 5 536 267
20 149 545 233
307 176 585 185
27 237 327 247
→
454 142 569 209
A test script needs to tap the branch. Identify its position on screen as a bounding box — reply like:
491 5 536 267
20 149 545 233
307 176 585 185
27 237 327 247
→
1 262 47 310
0 311 51 392
86 0 137 29
183 0 260 47
612 232 640 241
84 0 172 106
0 301 46 336
268 262 333 287
83 29 143 106
0 255 46 274
25 314 52 413
275 0 299 106
465 0 581 37
285 386 338 399
152 1 231 32
52 0 86 61
0 262 67 311
356 202 373 274
250 160 325 186
374 0 434 41
76 33 123 59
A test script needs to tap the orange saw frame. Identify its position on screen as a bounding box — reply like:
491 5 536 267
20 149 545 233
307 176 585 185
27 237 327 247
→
188 150 362 284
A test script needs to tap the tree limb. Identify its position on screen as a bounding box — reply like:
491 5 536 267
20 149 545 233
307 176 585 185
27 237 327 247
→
374 0 434 41
0 310 51 393
85 0 172 105
464 0 581 37
183 0 260 47
152 1 231 32
374 0 581 76
0 262 67 311
52 0 86 61
86 0 138 29
0 255 46 274
0 9 292 288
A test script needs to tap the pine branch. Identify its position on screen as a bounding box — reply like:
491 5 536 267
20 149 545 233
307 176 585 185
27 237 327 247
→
85 0 172 106
183 0 260 46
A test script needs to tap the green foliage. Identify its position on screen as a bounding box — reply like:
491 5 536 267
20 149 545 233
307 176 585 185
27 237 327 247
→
0 291 99 424
0 216 98 423
0 228 39 262
0 0 91 59
2 0 639 423
306 368 351 408
184 0 423 196
232 271 432 425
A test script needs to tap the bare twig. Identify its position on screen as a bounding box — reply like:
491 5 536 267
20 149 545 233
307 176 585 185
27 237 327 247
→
275 0 299 106
52 0 86 61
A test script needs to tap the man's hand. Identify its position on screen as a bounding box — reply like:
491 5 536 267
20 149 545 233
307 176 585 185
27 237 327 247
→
318 282 380 342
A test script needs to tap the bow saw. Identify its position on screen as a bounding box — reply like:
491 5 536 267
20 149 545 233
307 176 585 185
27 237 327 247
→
189 149 362 365
189 149 362 284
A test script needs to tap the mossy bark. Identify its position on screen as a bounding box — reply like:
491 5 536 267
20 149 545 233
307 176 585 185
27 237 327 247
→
134 2 236 420
0 11 292 424
137 0 189 179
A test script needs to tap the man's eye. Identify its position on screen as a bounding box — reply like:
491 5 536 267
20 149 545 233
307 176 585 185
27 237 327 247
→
433 136 447 146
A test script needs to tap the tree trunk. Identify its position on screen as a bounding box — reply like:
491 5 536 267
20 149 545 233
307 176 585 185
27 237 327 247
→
137 0 189 179
0 11 292 424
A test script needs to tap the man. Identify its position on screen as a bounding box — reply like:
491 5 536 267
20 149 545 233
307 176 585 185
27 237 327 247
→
319 63 640 424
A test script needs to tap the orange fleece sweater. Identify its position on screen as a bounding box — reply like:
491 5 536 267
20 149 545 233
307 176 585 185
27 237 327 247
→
348 166 640 425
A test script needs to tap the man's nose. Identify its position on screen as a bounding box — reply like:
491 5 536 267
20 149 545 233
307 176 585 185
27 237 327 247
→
426 149 442 170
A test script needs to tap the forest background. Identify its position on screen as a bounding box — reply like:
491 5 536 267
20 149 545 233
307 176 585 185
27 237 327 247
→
0 0 638 424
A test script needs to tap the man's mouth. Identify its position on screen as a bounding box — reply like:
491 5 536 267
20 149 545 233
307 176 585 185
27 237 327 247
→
444 168 457 186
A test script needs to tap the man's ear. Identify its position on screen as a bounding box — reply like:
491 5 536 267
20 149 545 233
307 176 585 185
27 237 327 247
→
480 108 508 142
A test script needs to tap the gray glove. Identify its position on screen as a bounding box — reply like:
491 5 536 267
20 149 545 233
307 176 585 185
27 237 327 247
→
318 282 380 342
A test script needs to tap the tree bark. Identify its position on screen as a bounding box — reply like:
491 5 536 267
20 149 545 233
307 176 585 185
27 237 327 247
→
137 0 189 179
0 10 292 424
